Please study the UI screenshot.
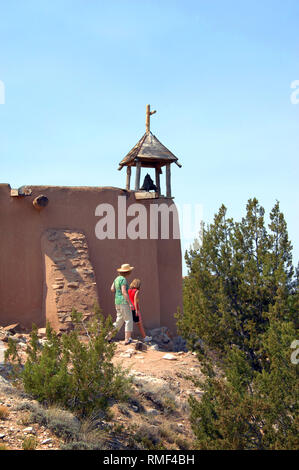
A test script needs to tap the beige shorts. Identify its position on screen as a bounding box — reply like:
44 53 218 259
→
114 303 133 332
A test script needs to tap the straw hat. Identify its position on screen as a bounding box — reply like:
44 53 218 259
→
117 263 134 273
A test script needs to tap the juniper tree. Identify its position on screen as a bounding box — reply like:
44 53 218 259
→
177 199 299 449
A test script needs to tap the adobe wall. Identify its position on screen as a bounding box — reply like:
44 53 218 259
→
0 184 182 335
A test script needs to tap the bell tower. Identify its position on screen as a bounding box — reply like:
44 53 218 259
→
118 105 182 199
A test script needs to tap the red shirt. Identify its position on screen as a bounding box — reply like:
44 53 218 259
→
128 288 138 310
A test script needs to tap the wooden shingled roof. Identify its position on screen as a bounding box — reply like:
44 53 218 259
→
118 132 182 170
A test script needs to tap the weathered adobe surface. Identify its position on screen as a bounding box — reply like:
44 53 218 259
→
42 229 98 331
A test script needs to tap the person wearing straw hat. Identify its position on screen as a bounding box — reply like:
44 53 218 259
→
108 263 135 345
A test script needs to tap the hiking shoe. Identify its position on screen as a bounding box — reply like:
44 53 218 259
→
124 338 133 345
143 336 152 343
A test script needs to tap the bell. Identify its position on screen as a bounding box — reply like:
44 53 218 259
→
140 174 157 192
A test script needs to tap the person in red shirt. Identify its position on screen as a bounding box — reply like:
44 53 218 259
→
128 279 152 343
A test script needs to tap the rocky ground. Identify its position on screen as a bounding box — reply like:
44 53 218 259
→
0 325 203 451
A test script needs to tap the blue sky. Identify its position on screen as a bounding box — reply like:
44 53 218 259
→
0 0 298 272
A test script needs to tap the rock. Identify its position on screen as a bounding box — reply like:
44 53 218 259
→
14 334 27 342
67 282 79 288
48 232 58 242
41 438 52 445
7 336 19 343
146 408 159 416
129 370 144 377
63 316 72 322
131 405 138 412
3 323 20 334
38 338 51 347
135 341 147 351
59 325 74 334
23 427 34 434
125 348 136 355
63 250 74 255
162 353 177 361
120 352 133 358
83 269 93 275
0 328 9 342
0 376 10 386
173 335 188 352
52 284 63 290
150 344 160 351
148 327 174 351
37 328 46 337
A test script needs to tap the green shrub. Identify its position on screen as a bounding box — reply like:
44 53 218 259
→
22 435 38 450
5 304 132 417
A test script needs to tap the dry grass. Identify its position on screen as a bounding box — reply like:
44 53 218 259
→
0 443 10 450
0 405 9 420
135 380 180 415
17 411 32 426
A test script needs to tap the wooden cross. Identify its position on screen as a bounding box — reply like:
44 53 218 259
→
146 104 156 134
